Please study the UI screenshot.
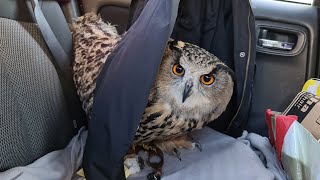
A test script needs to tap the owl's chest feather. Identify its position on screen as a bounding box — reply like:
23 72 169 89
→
134 102 207 143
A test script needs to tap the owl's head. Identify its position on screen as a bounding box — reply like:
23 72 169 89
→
155 40 235 119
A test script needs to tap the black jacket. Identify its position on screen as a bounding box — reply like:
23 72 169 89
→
83 0 256 179
171 0 256 137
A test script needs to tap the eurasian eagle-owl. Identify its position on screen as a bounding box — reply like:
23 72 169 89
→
71 13 234 156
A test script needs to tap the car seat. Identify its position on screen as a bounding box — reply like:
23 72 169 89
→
0 0 83 171
0 0 136 172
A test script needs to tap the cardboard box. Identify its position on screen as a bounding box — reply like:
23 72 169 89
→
283 91 320 140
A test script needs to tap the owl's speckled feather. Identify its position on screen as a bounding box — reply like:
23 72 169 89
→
71 13 234 153
71 13 122 118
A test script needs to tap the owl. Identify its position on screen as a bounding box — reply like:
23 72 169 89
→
71 13 234 159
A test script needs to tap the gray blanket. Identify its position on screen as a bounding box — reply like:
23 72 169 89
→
129 127 288 180
0 127 288 180
0 127 87 180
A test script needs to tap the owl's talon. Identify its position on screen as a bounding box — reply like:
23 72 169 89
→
173 148 182 161
147 172 161 180
194 142 202 152
137 155 145 170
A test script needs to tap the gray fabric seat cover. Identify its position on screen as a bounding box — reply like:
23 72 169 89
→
0 13 74 171
0 0 73 57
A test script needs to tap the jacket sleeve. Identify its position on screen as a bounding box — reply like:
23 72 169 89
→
82 0 180 179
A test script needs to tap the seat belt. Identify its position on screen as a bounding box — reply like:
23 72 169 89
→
31 0 70 75
29 0 87 131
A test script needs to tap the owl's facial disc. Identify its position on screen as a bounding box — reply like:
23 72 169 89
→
182 80 193 103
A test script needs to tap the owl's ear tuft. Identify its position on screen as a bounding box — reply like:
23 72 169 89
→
166 39 182 59
213 64 236 83
168 39 185 50
169 39 179 50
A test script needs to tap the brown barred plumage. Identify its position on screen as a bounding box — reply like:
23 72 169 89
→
71 13 234 156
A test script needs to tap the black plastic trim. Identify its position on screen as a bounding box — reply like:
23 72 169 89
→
252 0 318 79
80 0 131 14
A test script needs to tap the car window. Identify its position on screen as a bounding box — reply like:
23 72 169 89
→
277 0 313 4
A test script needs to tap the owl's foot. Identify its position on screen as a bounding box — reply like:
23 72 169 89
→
147 171 161 180
191 141 202 152
173 148 182 161
144 143 164 180
154 134 202 160
172 141 201 160
186 134 202 152
124 156 144 175
124 145 146 176
127 143 164 179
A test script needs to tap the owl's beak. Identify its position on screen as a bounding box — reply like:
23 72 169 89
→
182 81 193 103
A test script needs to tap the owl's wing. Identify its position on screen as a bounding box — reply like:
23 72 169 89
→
71 13 122 117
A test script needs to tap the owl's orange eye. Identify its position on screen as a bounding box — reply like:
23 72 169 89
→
172 64 185 76
200 74 215 85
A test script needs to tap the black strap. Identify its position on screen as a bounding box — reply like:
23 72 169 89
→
30 0 87 132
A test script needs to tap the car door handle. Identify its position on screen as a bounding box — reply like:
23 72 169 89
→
258 39 295 51
256 23 306 56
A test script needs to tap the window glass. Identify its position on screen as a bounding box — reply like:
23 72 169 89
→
281 0 313 4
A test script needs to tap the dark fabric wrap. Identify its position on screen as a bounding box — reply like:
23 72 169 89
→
83 0 256 179
83 0 180 179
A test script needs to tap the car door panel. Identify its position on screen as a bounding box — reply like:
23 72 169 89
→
247 0 319 136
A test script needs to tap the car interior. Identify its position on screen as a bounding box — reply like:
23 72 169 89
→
0 0 319 179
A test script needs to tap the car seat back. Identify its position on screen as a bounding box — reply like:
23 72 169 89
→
0 0 80 171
